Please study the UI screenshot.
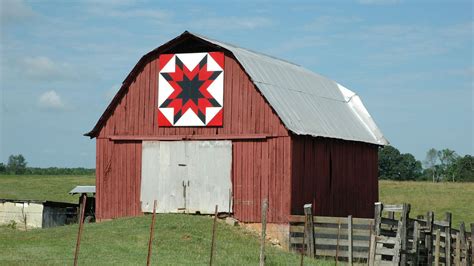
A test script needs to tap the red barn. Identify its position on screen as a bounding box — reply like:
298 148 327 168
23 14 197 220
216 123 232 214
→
86 31 387 223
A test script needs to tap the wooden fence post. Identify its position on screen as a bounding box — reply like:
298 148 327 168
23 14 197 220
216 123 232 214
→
392 220 403 265
303 204 315 258
400 203 411 265
347 215 353 266
459 222 466 264
259 199 268 266
426 211 434 265
368 221 375 266
412 221 420 265
455 232 461 266
147 200 157 266
435 229 441 266
74 195 87 266
300 214 307 266
445 212 452 266
470 223 474 266
210 205 218 266
471 223 474 264
374 202 383 236
335 219 341 266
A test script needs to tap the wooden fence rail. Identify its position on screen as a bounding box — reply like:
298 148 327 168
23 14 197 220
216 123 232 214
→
289 202 473 265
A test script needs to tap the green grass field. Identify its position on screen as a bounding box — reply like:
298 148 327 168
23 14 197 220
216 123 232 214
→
0 175 472 265
379 180 474 228
0 174 94 203
0 214 329 265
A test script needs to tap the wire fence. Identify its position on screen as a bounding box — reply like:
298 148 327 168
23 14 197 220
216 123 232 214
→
0 200 318 265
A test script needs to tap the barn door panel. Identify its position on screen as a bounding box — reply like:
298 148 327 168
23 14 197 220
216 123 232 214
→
141 141 186 213
141 140 232 214
186 141 232 214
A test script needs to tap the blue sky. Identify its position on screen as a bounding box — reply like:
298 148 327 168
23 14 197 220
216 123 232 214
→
1 0 472 167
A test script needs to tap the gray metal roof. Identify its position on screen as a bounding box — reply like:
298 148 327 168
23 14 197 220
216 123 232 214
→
69 186 96 195
195 33 388 145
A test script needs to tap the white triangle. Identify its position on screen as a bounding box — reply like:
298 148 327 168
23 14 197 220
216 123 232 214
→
159 108 175 125
176 53 206 71
161 55 176 73
174 109 205 126
157 74 175 106
205 107 222 124
207 54 223 71
207 72 224 106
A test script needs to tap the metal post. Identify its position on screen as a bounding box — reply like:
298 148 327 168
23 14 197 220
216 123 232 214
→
210 205 218 266
259 199 268 266
147 200 157 266
74 195 87 266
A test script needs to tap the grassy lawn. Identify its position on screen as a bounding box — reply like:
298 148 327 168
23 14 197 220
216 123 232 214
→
0 175 95 203
0 214 330 265
1 175 472 264
379 180 474 227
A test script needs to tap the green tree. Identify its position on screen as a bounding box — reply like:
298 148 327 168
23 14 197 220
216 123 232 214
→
7 154 27 174
0 163 6 173
453 155 474 182
398 153 422 180
437 149 459 182
378 146 422 180
424 148 438 182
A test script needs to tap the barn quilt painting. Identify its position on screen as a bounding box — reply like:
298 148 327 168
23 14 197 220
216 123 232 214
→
157 52 224 126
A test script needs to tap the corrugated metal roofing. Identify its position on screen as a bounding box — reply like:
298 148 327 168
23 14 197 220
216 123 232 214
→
69 186 96 195
193 32 388 145
86 31 387 145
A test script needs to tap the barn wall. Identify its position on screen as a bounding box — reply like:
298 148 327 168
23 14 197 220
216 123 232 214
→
95 53 290 221
232 137 291 223
97 54 288 138
96 139 142 220
291 136 378 218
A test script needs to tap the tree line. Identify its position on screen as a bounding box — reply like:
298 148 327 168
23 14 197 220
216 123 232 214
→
2 150 472 181
0 154 94 175
378 146 473 182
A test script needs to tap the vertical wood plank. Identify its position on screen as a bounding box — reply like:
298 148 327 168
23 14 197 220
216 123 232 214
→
435 229 441 266
455 232 461 266
303 204 315 258
347 215 353 265
446 212 453 266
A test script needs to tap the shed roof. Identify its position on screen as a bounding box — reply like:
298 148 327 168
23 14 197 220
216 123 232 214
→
86 31 387 145
69 186 96 195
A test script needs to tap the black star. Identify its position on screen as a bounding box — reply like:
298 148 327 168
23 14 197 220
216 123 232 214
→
176 74 205 106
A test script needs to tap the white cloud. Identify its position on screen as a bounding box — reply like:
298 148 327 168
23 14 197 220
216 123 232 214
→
38 90 66 110
0 0 36 25
21 56 77 80
105 84 121 102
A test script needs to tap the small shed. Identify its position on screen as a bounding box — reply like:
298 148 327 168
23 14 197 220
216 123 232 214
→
0 199 78 229
86 31 387 223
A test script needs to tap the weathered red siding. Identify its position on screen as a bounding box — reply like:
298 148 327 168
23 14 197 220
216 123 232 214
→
96 139 142 219
232 137 291 223
291 136 379 218
95 53 290 221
